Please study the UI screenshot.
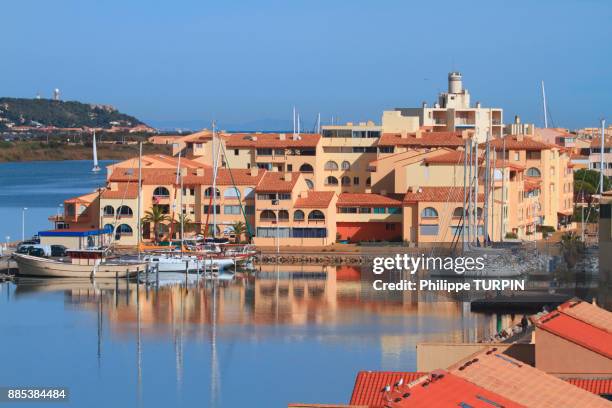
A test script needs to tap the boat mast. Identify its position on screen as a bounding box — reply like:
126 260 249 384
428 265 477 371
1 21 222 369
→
483 130 490 246
467 139 473 246
92 131 100 172
601 119 606 195
212 121 217 239
180 172 184 254
462 138 468 252
474 141 479 245
541 80 548 128
137 142 142 260
500 134 506 241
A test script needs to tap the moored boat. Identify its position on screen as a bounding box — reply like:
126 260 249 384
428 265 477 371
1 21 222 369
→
12 250 146 278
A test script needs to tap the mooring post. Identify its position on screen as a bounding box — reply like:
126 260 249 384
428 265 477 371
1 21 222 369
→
115 271 119 308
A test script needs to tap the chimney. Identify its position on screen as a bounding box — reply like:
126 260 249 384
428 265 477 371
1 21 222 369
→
516 134 524 142
514 115 521 124
401 131 408 139
279 133 286 140
196 168 204 176
284 172 292 182
180 167 187 176
252 136 258 141
422 101 428 108
250 166 259 177
415 130 423 139
461 130 469 140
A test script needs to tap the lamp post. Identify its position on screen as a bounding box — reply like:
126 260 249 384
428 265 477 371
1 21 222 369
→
22 207 28 242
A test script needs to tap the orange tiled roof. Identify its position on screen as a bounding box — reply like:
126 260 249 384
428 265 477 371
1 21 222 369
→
533 299 612 358
385 370 526 408
567 378 612 395
350 371 426 408
224 133 320 148
337 193 403 207
489 135 554 151
449 348 611 407
294 191 335 208
64 191 100 204
403 186 484 203
590 136 612 148
255 172 301 192
101 183 138 199
494 160 525 170
378 131 465 147
109 167 263 186
524 177 541 191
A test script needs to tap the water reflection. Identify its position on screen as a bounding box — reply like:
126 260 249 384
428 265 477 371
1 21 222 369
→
6 264 605 407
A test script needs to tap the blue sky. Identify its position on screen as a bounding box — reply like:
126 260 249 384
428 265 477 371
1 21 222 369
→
0 0 610 130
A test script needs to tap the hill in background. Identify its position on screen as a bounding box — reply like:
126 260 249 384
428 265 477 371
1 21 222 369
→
0 98 144 130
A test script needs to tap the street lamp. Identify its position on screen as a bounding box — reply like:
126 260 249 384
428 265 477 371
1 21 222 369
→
22 207 28 242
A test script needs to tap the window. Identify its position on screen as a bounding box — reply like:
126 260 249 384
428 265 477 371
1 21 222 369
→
204 187 220 197
153 186 170 197
359 207 371 214
116 224 133 236
366 177 371 187
373 207 385 214
341 161 351 170
256 227 290 238
224 205 241 215
260 210 276 222
299 163 314 173
324 161 339 170
526 168 541 177
278 210 289 222
223 187 240 198
287 164 293 171
154 204 169 214
103 205 114 216
103 223 114 233
514 152 520 161
379 146 394 153
526 151 541 160
341 176 351 186
421 207 438 218
308 210 325 221
420 225 439 236
279 193 291 200
203 205 221 214
452 207 464 217
388 207 401 214
305 179 314 189
294 210 305 221
234 149 239 156
353 177 360 185
339 207 358 213
292 228 327 238
257 148 273 156
117 205 133 216
325 176 338 186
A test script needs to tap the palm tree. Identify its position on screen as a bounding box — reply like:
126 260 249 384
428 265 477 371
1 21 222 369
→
559 231 585 269
142 206 170 244
173 213 194 239
230 221 246 243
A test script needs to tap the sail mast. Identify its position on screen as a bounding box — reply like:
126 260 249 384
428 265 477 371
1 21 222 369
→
137 142 142 260
212 122 218 238
92 131 100 172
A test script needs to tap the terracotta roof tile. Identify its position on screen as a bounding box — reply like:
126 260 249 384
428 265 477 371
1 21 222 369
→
337 193 403 207
489 135 555 151
385 370 526 408
557 299 612 333
256 172 301 192
403 187 484 203
449 348 612 407
224 133 320 148
101 183 138 199
350 371 426 408
566 378 612 396
109 167 264 186
378 131 466 147
294 191 335 208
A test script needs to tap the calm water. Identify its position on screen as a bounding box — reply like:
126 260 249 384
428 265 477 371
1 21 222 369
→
0 269 507 408
0 160 112 241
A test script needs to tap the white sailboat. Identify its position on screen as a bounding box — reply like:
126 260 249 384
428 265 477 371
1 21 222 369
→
92 131 101 172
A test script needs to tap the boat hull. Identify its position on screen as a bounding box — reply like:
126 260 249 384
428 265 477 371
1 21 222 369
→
12 253 146 278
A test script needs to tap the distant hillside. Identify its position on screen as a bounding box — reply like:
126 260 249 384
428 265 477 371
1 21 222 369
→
0 98 144 130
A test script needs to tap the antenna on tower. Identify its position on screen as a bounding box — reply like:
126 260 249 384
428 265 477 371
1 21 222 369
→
53 88 61 101
541 80 548 128
315 112 321 134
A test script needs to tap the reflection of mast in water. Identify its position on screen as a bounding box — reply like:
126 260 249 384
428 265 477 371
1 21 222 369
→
210 280 220 408
174 284 184 397
136 284 143 407
97 287 103 371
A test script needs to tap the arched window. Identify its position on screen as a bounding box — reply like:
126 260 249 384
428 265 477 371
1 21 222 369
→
294 210 305 221
324 161 339 170
341 161 351 170
103 223 114 234
117 205 133 216
366 177 371 187
325 176 338 186
305 179 314 190
299 163 314 173
116 224 133 235
421 207 438 218
453 207 464 217
341 176 351 186
475 207 483 217
278 210 289 222
260 210 276 222
204 187 220 197
244 187 254 199
103 205 114 216
526 167 541 177
308 210 325 221
153 186 170 197
223 187 240 198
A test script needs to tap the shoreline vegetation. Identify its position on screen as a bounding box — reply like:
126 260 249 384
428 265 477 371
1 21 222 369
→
0 140 171 162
